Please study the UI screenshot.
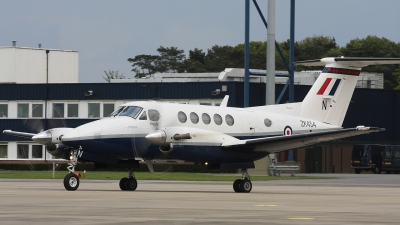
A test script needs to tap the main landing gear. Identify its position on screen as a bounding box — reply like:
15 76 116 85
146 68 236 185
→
64 149 80 191
119 169 138 191
233 169 252 193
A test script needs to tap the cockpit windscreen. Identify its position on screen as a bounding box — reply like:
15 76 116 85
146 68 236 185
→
119 106 143 119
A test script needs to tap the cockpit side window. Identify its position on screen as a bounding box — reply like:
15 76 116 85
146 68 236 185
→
109 106 125 117
119 106 142 119
139 111 147 120
148 109 160 121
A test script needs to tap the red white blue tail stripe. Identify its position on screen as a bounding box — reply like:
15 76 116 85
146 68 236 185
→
317 78 341 96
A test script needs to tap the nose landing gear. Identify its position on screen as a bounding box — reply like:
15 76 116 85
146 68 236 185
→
233 169 252 193
119 168 138 191
64 149 80 191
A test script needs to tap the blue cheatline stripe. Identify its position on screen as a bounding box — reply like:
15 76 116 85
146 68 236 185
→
329 79 341 96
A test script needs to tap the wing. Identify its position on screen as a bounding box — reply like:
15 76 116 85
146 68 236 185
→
222 126 384 154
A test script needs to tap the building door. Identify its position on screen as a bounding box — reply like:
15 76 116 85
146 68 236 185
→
305 146 322 173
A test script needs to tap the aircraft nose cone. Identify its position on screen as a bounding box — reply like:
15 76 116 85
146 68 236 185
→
145 130 166 145
32 131 51 145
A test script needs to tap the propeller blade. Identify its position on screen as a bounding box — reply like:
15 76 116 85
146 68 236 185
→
3 130 36 138
145 160 154 173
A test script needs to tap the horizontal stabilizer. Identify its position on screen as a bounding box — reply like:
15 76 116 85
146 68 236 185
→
294 57 400 67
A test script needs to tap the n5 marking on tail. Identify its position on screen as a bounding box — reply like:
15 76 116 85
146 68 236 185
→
3 57 400 193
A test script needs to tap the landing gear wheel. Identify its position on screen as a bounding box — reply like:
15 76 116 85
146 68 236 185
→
240 179 252 193
126 177 138 191
233 179 242 193
119 178 129 190
64 173 79 191
373 166 381 174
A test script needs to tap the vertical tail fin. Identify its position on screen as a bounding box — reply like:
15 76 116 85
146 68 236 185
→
295 57 400 126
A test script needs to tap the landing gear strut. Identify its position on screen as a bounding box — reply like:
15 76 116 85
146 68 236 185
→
233 169 252 193
64 149 80 191
119 168 138 191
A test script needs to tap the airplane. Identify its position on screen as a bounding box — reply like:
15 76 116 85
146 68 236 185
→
3 57 400 193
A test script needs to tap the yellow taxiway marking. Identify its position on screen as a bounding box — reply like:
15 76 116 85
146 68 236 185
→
288 218 314 220
255 204 277 207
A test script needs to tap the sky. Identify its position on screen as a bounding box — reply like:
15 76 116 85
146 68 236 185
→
1 0 399 83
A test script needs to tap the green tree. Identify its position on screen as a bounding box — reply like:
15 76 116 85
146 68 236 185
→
127 54 160 78
157 46 186 73
128 46 186 77
292 35 341 71
103 70 125 83
185 48 207 73
204 45 243 72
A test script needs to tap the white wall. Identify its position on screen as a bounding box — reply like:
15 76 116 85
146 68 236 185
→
0 47 78 84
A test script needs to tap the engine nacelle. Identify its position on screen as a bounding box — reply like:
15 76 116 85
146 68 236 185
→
46 144 70 160
159 143 173 154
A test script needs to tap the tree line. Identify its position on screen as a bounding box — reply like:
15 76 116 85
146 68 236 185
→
125 35 400 90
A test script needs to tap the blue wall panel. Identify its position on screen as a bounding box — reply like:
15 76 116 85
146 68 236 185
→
0 82 399 144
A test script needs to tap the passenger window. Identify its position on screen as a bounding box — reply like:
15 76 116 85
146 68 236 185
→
178 111 187 123
139 111 147 120
148 109 160 121
214 114 222 125
190 112 199 124
202 113 211 125
225 114 234 126
264 118 272 127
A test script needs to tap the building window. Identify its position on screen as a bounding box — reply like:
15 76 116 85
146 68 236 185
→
53 103 65 118
190 112 199 124
0 145 7 158
67 103 79 117
103 103 114 118
214 114 223 125
202 113 211 125
88 103 100 118
32 145 43 158
225 114 234 126
178 111 187 123
18 103 29 118
148 109 160 121
32 104 43 117
17 144 29 159
0 104 8 118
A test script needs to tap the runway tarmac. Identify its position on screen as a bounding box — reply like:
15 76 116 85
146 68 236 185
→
0 174 399 224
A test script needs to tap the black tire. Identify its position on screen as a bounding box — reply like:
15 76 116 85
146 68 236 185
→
386 171 392 174
373 166 381 174
64 173 79 191
119 177 129 190
240 180 252 193
126 178 138 191
233 179 242 193
355 169 361 174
